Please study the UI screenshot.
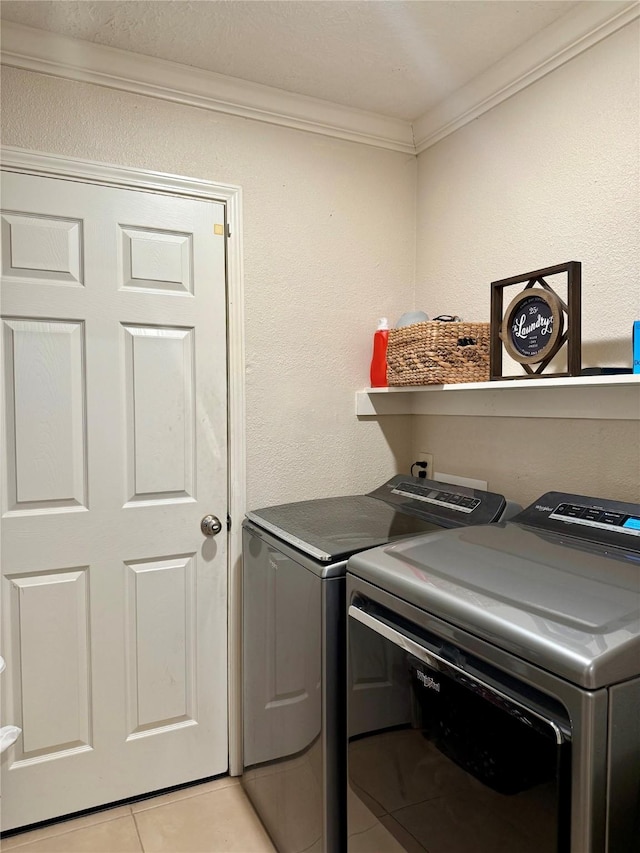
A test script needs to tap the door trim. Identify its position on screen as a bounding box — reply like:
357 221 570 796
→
0 145 246 776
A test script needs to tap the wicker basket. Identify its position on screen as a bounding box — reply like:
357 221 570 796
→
386 321 490 386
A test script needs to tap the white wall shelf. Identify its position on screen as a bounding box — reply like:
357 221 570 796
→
356 374 640 420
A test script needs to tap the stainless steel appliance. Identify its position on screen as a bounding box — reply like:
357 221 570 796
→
346 491 640 853
242 476 518 852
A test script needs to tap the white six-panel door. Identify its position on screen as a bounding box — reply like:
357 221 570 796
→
1 171 229 830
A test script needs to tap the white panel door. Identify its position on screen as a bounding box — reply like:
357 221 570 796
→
1 171 228 831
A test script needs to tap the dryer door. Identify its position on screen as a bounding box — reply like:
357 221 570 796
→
347 603 571 853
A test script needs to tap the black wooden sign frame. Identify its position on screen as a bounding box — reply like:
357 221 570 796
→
490 261 581 381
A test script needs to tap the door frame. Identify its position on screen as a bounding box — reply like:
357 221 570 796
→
0 145 246 776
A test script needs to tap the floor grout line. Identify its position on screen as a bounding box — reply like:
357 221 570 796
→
131 811 145 853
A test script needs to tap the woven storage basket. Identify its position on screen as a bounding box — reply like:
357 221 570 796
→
386 321 490 385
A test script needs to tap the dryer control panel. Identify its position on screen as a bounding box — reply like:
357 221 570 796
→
514 491 640 551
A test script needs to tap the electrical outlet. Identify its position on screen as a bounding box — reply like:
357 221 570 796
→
416 451 434 477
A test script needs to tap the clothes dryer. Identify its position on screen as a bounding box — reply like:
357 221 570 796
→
346 491 640 853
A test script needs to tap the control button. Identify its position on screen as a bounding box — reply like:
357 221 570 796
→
555 504 570 515
459 497 476 508
583 508 602 522
448 495 462 505
399 482 418 493
600 512 625 526
563 505 586 518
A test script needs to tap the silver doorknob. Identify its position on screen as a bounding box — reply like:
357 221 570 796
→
201 514 222 536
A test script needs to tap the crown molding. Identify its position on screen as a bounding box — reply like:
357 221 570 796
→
2 3 638 157
413 0 640 153
0 21 415 154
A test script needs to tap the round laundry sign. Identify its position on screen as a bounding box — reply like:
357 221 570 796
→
501 289 563 364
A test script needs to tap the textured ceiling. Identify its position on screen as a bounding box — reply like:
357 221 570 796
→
0 0 582 121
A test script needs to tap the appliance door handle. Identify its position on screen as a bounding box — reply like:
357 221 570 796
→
349 603 567 745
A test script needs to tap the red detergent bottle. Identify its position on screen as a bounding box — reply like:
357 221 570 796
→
369 317 389 387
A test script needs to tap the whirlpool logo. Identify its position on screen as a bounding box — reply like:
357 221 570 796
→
416 670 441 692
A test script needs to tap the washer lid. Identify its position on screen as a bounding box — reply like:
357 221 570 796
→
348 522 640 689
246 476 509 563
247 494 441 562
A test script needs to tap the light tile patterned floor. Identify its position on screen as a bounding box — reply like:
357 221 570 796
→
1 777 276 853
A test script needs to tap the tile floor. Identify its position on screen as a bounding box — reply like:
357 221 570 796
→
1 777 276 853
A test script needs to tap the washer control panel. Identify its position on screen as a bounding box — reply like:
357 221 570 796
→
391 481 481 514
368 475 508 526
515 491 640 551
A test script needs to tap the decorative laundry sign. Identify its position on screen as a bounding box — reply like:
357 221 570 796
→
503 290 562 363
490 262 582 380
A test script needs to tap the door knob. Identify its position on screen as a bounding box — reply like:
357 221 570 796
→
201 514 223 536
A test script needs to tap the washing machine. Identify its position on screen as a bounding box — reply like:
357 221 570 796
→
241 475 519 853
346 491 640 853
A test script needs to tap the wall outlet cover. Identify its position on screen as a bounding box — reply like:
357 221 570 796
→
416 451 434 473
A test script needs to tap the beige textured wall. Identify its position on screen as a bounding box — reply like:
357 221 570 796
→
0 66 416 509
413 21 640 507
413 417 639 507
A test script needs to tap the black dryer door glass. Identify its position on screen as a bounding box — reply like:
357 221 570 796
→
347 605 569 853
